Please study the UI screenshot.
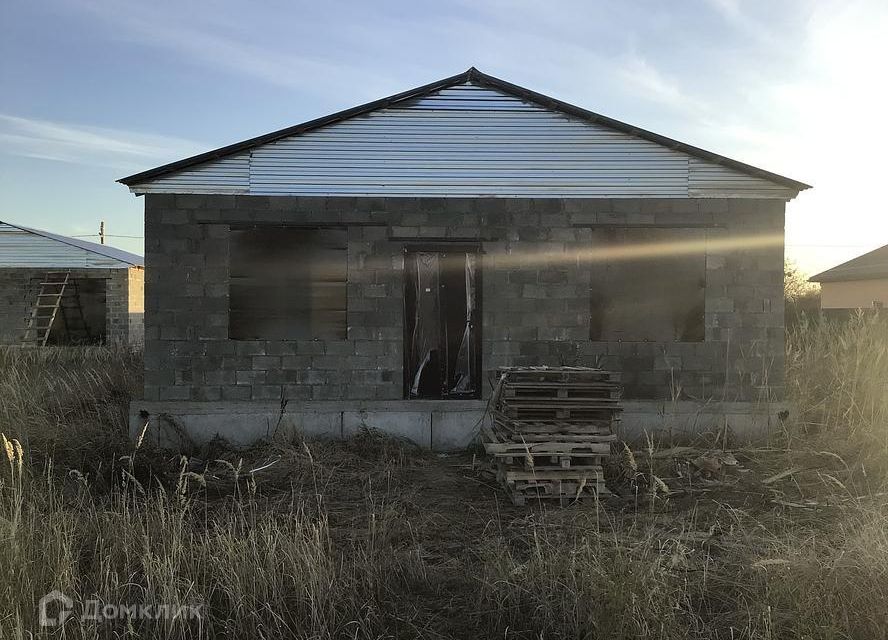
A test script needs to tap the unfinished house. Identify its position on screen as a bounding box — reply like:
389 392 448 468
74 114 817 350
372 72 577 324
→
0 221 144 346
120 68 810 448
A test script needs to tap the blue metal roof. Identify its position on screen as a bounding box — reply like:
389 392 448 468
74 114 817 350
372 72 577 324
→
0 220 143 268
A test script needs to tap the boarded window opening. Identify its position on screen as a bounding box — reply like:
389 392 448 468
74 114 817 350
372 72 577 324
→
588 229 705 342
229 227 347 340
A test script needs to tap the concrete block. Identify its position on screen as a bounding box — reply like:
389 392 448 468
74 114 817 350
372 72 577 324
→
280 355 312 369
158 386 190 401
282 385 313 400
252 355 281 370
267 342 298 356
191 386 221 401
343 410 432 448
252 385 283 400
431 411 483 451
312 384 344 400
617 400 790 443
277 412 343 440
325 341 355 356
222 385 252 401
706 297 734 313
236 342 266 356
236 370 265 385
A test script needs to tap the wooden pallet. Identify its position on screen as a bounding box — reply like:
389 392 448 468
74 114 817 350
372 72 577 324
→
490 420 613 440
493 413 615 440
506 480 612 506
501 384 621 401
495 453 607 469
499 407 621 423
483 366 623 507
498 467 603 483
482 426 614 454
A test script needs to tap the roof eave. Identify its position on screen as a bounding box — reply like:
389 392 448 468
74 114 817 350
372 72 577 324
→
810 272 888 283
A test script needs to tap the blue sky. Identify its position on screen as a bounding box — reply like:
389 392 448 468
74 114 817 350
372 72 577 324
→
1 0 886 275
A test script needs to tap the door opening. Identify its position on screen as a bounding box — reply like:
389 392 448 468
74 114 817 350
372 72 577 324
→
404 247 481 399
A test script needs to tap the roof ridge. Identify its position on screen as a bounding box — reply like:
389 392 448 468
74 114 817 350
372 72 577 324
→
119 68 811 192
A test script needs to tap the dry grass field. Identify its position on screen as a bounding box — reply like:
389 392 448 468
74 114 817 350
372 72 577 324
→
2 314 888 639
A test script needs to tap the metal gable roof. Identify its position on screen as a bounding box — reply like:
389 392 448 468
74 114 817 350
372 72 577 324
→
809 244 888 283
0 221 143 268
118 67 811 193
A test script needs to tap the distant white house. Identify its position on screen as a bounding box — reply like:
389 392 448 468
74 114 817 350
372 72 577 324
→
0 221 144 345
809 245 888 312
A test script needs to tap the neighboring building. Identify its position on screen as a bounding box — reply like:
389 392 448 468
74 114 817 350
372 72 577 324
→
0 221 144 346
119 68 810 448
809 245 888 312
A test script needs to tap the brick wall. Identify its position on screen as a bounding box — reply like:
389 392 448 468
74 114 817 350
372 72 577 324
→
0 267 139 345
127 267 145 346
143 195 785 403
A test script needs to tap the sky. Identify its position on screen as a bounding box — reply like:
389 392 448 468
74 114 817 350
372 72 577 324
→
1 0 886 276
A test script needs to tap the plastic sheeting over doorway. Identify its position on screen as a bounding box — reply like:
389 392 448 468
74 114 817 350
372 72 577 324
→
404 249 480 399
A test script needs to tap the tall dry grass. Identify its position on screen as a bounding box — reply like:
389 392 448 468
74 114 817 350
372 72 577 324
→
1 316 888 639
0 345 140 476
785 312 888 479
0 449 433 637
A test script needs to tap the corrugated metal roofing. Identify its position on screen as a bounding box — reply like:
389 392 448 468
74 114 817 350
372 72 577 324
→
121 68 810 199
0 221 143 269
809 245 888 283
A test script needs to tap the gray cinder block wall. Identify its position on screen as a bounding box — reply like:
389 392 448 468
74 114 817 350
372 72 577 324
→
0 266 144 346
142 195 785 405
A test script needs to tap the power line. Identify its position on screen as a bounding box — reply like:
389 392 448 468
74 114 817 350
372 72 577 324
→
71 234 143 239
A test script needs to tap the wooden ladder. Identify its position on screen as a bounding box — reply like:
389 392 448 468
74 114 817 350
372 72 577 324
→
21 272 91 346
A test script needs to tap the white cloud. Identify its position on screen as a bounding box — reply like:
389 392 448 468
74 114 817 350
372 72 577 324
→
66 0 391 97
616 54 707 114
0 114 204 170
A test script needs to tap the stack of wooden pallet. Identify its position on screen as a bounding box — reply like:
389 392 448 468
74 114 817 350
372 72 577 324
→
481 366 621 506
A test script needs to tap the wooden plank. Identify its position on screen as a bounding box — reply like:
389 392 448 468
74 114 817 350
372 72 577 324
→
500 396 623 406
507 482 612 506
501 384 621 397
482 439 613 455
493 415 617 429
497 432 617 443
493 423 614 436
497 368 622 384
490 420 613 437
502 381 621 389
488 424 617 444
500 407 621 419
502 463 603 474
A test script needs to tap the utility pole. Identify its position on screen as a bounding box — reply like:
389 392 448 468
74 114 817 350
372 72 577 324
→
99 221 105 245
